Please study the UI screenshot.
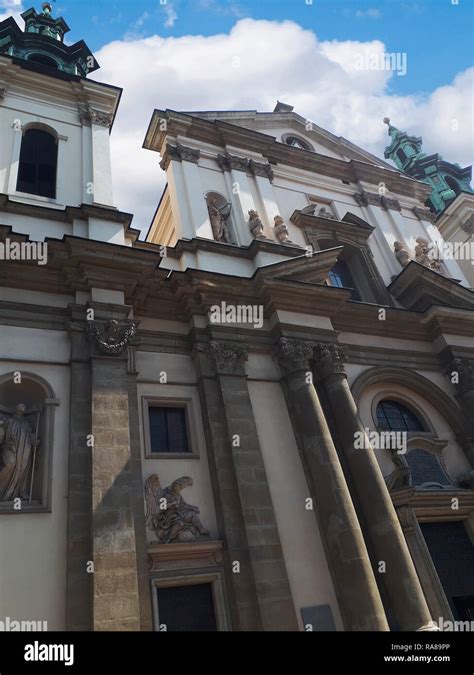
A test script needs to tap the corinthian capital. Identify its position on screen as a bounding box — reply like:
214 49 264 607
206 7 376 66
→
313 342 348 378
209 340 248 376
447 358 474 394
274 337 312 375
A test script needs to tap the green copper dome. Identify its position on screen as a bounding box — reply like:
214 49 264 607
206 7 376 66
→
383 118 473 216
0 2 98 78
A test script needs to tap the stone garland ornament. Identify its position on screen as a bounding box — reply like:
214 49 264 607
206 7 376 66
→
145 474 208 544
0 403 42 503
273 215 291 243
248 210 265 239
86 319 138 356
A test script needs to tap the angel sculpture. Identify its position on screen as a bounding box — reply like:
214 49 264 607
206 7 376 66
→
0 403 42 502
145 474 209 544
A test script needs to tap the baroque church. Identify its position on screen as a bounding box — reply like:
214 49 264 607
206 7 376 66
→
1 3 474 632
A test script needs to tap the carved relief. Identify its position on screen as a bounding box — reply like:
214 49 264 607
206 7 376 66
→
273 215 291 243
216 153 274 180
274 337 312 375
448 358 474 394
248 210 265 239
355 190 401 212
145 474 208 544
209 340 248 376
413 206 436 224
317 206 336 220
79 106 113 128
0 403 42 502
87 319 139 356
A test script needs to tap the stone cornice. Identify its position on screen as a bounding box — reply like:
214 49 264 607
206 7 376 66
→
290 209 374 245
354 190 402 212
159 142 200 170
144 110 432 201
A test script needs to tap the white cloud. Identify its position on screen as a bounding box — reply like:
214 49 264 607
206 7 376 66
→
92 18 473 235
163 4 177 28
0 0 24 23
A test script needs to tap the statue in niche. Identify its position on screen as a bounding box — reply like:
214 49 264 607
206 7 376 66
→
0 403 41 502
145 474 209 544
248 210 265 239
206 196 232 243
394 241 411 268
273 215 291 243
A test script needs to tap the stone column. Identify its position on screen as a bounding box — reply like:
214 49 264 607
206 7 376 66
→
275 337 388 631
313 342 435 631
88 317 142 631
192 342 263 631
209 340 298 631
66 320 93 631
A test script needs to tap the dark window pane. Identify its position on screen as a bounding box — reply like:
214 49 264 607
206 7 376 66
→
148 406 189 454
328 260 360 300
157 583 217 631
17 129 57 198
376 400 424 432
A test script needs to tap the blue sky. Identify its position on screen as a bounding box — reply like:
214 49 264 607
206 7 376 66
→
58 0 473 97
3 0 472 232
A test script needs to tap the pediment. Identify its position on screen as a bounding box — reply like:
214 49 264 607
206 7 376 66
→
256 246 342 284
389 262 474 311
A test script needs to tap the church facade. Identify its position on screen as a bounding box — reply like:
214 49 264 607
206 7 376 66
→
1 4 474 632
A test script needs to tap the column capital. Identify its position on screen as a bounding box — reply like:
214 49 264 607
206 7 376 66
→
313 341 348 379
274 337 312 375
446 358 474 395
159 142 200 170
209 340 248 376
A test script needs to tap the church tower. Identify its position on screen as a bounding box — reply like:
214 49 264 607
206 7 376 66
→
383 117 473 216
0 2 136 246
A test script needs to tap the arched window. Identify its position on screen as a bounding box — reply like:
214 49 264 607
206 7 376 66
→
282 134 313 151
376 399 425 432
27 53 59 69
17 128 58 199
445 175 461 197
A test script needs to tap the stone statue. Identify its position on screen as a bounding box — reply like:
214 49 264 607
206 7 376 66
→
385 451 410 491
273 215 291 243
414 237 443 273
207 196 232 243
248 210 265 239
394 241 411 268
145 474 208 544
318 206 336 220
0 404 41 502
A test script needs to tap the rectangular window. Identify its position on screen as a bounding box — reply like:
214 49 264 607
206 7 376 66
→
156 583 217 631
148 405 189 454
